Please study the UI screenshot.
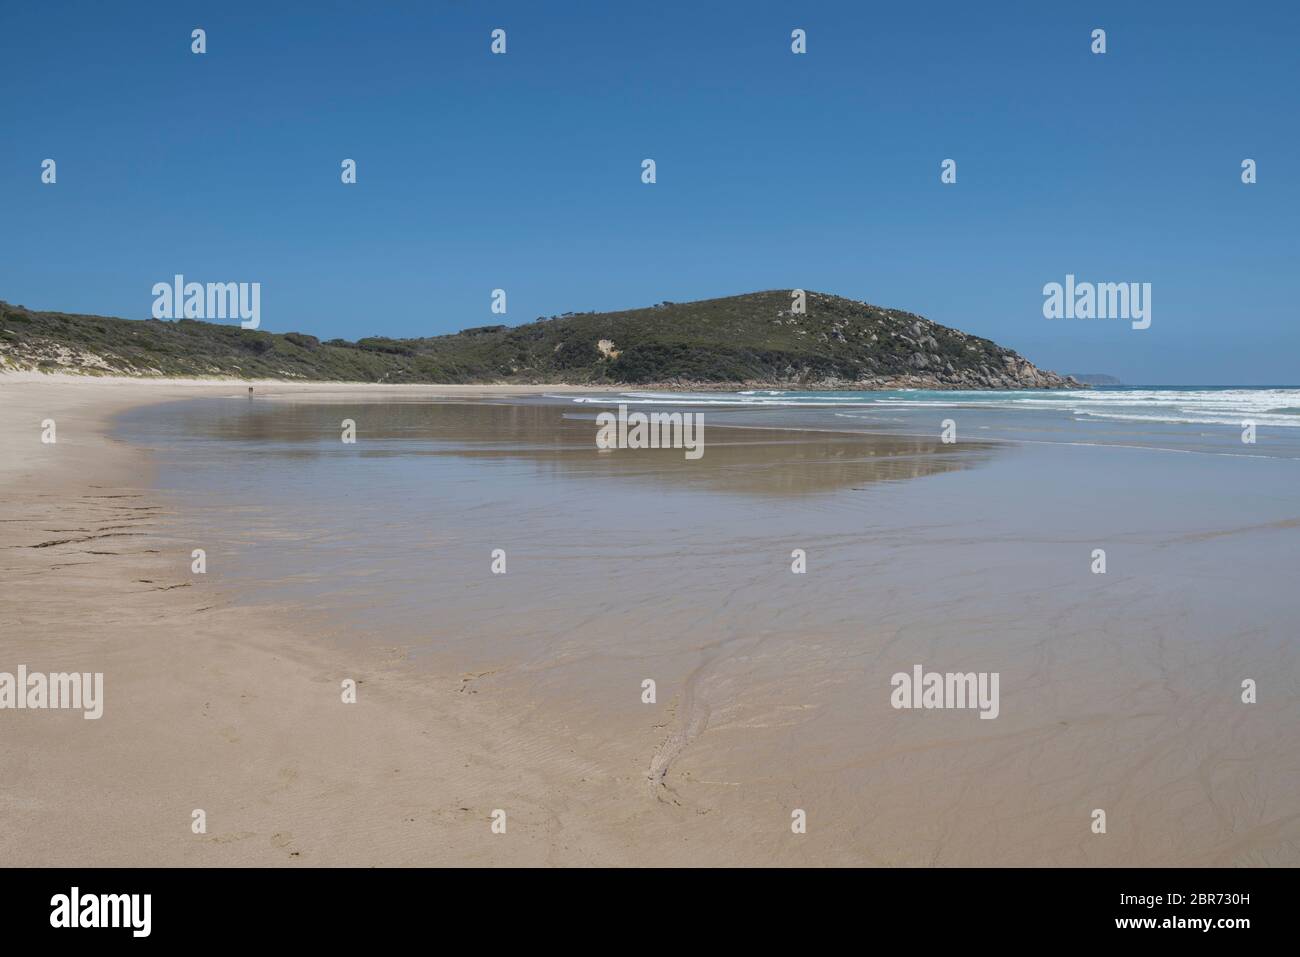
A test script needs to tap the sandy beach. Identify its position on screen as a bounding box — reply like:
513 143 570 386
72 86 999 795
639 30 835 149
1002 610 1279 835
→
3 373 1299 867
0 374 641 866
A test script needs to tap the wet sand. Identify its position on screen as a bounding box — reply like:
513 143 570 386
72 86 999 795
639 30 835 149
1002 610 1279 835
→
3 374 1299 866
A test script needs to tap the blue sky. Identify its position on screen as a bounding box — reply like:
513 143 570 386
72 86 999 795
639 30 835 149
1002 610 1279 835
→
2 1 1296 383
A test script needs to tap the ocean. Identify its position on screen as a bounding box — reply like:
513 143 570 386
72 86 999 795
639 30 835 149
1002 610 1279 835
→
558 386 1300 457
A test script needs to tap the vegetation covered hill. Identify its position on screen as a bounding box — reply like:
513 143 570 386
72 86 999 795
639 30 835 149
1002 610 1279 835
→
0 291 1077 389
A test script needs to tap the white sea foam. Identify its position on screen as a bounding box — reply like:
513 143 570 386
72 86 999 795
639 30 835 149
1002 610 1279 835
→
553 388 1300 427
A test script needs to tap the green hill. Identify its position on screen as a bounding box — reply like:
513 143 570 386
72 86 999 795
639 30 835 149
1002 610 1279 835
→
0 290 1077 390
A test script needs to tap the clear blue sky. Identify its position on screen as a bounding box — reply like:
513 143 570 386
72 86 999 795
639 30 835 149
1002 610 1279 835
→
2 1 1296 384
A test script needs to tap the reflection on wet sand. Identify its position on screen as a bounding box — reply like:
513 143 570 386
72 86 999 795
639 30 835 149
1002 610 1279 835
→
157 399 996 496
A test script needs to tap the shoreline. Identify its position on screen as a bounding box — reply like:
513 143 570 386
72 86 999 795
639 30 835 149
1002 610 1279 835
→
0 367 1083 392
